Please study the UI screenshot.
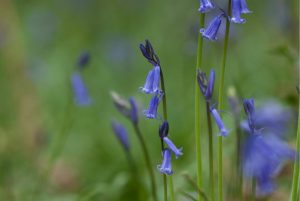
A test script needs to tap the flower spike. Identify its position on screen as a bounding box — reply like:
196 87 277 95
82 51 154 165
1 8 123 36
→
198 0 214 13
200 13 225 41
157 148 173 175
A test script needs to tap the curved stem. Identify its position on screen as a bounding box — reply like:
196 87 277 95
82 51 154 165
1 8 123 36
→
290 65 300 201
133 124 158 201
217 1 231 200
206 102 215 201
195 13 206 201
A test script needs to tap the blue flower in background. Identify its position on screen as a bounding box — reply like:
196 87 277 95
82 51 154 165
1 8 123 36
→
77 52 90 69
111 120 130 152
198 0 214 13
200 14 225 41
231 0 246 24
210 107 229 136
157 148 173 175
240 0 252 14
143 94 163 119
129 97 139 125
163 137 183 159
241 98 295 196
71 72 91 106
197 69 215 101
140 65 161 94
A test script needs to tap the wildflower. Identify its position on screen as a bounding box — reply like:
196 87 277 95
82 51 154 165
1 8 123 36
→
197 69 215 101
198 0 214 13
240 0 252 14
200 14 225 41
143 94 163 119
231 0 246 24
129 97 138 125
163 137 183 159
241 98 295 196
210 107 229 136
157 148 173 175
77 52 90 69
159 121 169 138
140 40 160 66
71 72 91 106
111 120 130 152
140 65 161 94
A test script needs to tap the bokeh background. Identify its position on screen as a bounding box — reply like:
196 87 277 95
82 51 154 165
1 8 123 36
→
0 0 299 200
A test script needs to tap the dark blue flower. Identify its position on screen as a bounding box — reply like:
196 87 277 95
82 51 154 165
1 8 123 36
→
129 97 138 125
157 148 173 175
140 65 161 94
77 52 90 69
71 72 91 106
111 121 130 152
163 137 183 159
143 94 162 119
240 0 252 14
231 0 246 24
197 69 215 101
159 121 169 138
210 107 229 136
243 98 256 132
200 14 225 41
198 0 214 13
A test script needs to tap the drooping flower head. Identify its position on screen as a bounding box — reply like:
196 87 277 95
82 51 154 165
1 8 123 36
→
77 52 90 69
200 13 225 41
143 94 163 119
71 72 91 106
157 148 173 175
111 120 130 152
198 0 214 13
163 137 183 159
241 98 295 196
231 0 246 24
240 0 252 14
139 40 160 66
140 65 161 94
197 69 215 101
210 106 229 136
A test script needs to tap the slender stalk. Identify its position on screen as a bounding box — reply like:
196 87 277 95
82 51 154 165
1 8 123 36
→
133 125 158 201
195 13 206 201
290 68 300 200
217 2 231 201
251 178 256 201
206 102 215 201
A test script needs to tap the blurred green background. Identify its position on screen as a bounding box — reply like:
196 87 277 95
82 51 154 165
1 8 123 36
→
0 0 299 200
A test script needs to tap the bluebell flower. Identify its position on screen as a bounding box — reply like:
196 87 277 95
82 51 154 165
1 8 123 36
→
157 148 173 175
163 137 183 159
200 14 225 41
140 65 161 94
198 0 214 13
197 69 215 101
111 120 130 152
140 40 160 66
159 121 169 138
231 0 246 24
77 52 90 69
242 98 295 196
240 0 252 14
71 72 91 106
210 107 229 136
129 97 138 125
143 94 162 119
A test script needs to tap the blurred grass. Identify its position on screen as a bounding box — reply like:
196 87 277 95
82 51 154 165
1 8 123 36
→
0 0 299 200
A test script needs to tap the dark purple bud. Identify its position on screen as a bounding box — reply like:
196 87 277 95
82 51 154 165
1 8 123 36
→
157 148 173 175
71 72 91 106
210 107 229 136
159 121 169 138
143 94 162 119
111 120 130 151
77 52 90 69
140 40 160 66
231 0 246 24
197 69 215 101
198 0 214 13
240 0 252 14
129 97 138 125
243 98 255 132
140 65 161 94
200 14 225 41
163 137 183 159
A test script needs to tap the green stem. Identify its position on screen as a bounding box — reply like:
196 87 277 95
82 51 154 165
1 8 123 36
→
133 125 158 201
195 13 206 201
206 102 215 201
290 70 300 201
